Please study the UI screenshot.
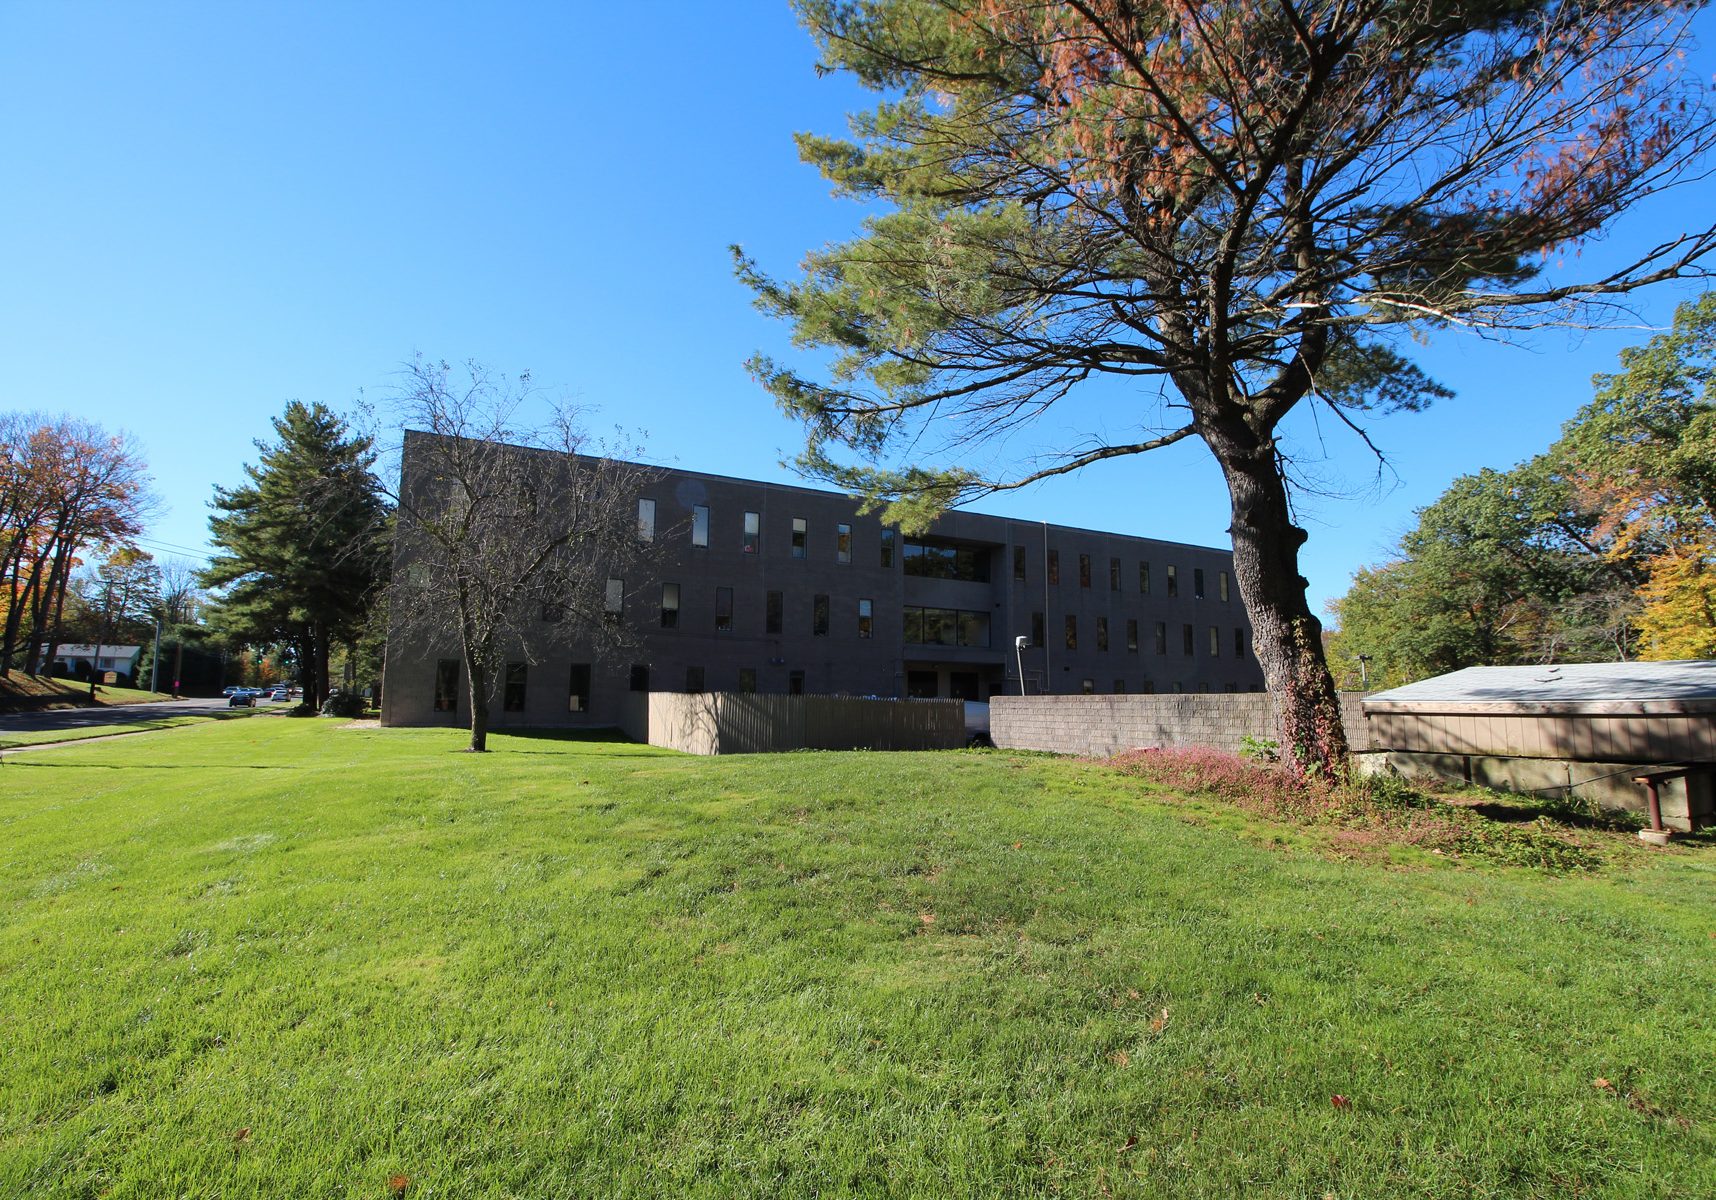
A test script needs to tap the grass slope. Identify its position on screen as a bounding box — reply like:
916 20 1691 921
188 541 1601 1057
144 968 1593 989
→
0 670 172 711
1 721 1711 1198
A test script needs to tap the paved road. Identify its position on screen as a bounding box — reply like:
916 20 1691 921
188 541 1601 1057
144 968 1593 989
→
0 694 288 735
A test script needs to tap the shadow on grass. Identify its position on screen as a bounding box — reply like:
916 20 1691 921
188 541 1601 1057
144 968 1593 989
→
2 761 299 770
1462 795 1644 833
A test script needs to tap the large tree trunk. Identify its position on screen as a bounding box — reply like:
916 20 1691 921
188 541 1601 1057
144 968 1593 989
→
464 645 490 752
1206 419 1350 777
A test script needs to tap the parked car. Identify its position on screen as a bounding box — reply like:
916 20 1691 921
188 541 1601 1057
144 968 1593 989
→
221 686 239 697
228 690 256 708
269 687 291 701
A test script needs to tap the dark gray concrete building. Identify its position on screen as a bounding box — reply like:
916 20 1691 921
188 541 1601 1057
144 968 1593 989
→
381 452 1264 729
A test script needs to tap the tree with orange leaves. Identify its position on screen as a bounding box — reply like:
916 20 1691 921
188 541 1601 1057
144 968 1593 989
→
739 1 1716 775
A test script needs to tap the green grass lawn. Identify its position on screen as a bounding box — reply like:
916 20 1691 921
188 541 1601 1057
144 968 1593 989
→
0 712 249 749
1 721 1711 1198
0 670 173 710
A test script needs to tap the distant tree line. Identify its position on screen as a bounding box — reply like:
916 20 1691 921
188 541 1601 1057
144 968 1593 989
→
1329 296 1716 688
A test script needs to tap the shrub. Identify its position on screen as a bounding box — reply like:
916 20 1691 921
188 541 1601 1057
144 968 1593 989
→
320 692 367 718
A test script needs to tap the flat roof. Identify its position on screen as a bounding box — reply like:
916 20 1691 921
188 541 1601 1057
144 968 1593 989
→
1364 661 1716 715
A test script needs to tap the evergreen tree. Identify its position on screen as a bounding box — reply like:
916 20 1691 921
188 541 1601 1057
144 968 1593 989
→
204 403 390 709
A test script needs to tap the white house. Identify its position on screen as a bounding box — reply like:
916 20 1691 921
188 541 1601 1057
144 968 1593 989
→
41 644 144 680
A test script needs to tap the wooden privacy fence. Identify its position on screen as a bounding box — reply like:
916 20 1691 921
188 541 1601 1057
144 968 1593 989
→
641 693 965 755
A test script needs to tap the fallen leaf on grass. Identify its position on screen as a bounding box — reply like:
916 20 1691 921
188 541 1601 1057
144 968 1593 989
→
233 1127 251 1144
1594 1077 1615 1092
1148 1007 1170 1034
1118 1134 1137 1155
1012 842 1022 850
388 1175 410 1195
1331 1095 1352 1110
918 911 935 926
1110 1049 1130 1067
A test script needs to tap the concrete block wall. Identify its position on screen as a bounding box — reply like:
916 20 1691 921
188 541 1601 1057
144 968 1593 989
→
990 692 1373 758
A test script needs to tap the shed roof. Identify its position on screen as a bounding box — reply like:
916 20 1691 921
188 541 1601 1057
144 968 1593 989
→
1363 660 1716 715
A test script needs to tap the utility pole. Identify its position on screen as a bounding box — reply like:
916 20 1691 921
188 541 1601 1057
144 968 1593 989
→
88 580 116 698
150 613 163 695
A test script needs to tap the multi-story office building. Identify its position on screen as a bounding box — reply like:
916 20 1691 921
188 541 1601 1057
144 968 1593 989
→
381 449 1265 729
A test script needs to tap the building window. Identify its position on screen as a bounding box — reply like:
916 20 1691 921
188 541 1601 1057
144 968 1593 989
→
685 666 705 694
503 662 527 712
812 594 830 636
1142 680 1155 694
1235 628 1247 658
715 587 733 632
1096 616 1109 651
903 607 990 647
1219 571 1230 602
1194 568 1206 600
1209 626 1221 656
1048 549 1060 585
660 582 680 629
434 659 459 712
1166 565 1178 597
1013 546 1026 582
1031 611 1045 648
1109 557 1121 591
1113 679 1126 694
1183 623 1195 655
1172 681 1184 694
792 517 807 559
691 505 710 548
1126 618 1138 652
903 540 989 582
788 670 805 695
604 577 624 621
881 528 896 568
738 668 757 693
1065 615 1078 650
1081 678 1094 694
836 523 852 564
540 602 565 623
766 590 783 635
1139 561 1151 594
1078 553 1091 588
1154 621 1167 655
743 510 760 554
637 498 656 542
629 664 649 692
858 598 873 639
568 663 590 712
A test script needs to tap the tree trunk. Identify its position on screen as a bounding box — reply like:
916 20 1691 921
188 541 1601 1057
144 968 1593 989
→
464 645 490 752
1207 420 1350 777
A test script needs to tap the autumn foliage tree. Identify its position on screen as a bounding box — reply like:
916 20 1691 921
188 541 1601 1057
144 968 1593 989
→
739 0 1716 774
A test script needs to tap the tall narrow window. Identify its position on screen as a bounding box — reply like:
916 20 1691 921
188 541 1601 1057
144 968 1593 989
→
1154 621 1167 655
857 598 873 638
737 667 757 693
1209 625 1221 656
1183 623 1195 655
1110 557 1121 591
1013 546 1026 582
1219 571 1230 602
1166 565 1178 597
1096 616 1109 651
567 663 590 712
604 577 624 620
1078 554 1092 588
791 517 807 559
1031 611 1045 648
434 659 459 712
503 662 527 712
629 664 649 692
766 590 783 635
1126 619 1138 652
685 666 705 693
1194 568 1206 600
812 594 830 636
637 498 656 542
660 582 680 629
1139 561 1151 594
1048 549 1060 585
1235 628 1247 659
742 510 759 554
715 587 733 632
1113 679 1127 694
881 528 896 568
788 670 805 695
691 505 710 548
836 523 852 563
1065 614 1078 650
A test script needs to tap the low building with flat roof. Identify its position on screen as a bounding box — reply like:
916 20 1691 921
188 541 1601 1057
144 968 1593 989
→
381 438 1265 730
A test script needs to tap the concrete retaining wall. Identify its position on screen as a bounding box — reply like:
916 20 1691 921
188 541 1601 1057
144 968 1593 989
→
990 692 1373 758
636 693 965 755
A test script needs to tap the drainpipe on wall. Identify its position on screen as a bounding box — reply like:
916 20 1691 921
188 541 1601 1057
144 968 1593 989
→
1042 520 1051 694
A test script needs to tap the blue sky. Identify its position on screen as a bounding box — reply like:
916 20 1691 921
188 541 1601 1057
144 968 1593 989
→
4 2 1714 619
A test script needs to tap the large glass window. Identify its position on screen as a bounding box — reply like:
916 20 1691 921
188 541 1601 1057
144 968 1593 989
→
813 593 830 636
1219 571 1230 602
1194 568 1206 600
742 511 759 554
637 498 656 542
1139 561 1151 594
1110 557 1121 591
1127 618 1138 652
715 587 733 632
1154 621 1167 655
836 523 852 564
691 505 709 548
902 606 989 647
1096 616 1108 652
1235 628 1247 659
604 577 623 618
504 662 527 712
791 517 807 559
1209 625 1221 656
766 590 782 635
881 528 896 568
1065 615 1077 650
434 659 459 712
1079 554 1091 588
858 598 873 638
1166 565 1178 597
660 582 679 629
903 539 989 582
567 663 590 712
